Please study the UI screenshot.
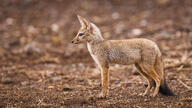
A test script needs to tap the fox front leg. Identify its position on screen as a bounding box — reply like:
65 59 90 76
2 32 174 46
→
98 65 109 98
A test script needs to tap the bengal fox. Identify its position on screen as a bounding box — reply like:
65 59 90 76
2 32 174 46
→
72 15 174 98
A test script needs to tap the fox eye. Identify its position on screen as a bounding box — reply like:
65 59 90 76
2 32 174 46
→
79 33 84 36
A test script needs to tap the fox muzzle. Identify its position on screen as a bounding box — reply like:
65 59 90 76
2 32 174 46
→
71 40 80 44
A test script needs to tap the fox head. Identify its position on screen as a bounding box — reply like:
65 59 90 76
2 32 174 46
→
72 15 104 44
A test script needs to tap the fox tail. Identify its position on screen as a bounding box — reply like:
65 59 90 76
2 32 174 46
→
159 79 174 96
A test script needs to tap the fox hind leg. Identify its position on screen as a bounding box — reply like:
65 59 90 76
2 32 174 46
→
152 68 161 97
135 63 155 96
141 63 161 97
150 68 161 97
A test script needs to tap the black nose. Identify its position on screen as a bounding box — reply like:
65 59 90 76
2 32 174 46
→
72 40 74 43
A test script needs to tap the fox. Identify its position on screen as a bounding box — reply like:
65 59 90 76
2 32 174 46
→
72 15 174 98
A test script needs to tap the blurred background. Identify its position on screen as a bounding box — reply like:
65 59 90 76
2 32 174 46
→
0 0 192 107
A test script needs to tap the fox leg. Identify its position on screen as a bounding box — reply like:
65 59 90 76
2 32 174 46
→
141 64 161 97
150 68 161 97
135 63 155 96
98 64 109 98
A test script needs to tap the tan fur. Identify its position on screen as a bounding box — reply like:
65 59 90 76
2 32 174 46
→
72 15 165 98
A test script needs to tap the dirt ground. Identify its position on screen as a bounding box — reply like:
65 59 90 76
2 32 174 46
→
0 0 192 107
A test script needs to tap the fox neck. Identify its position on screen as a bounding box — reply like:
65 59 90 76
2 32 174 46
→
87 33 104 55
87 32 104 45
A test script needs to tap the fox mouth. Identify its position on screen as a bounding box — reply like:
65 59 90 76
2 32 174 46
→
73 41 81 44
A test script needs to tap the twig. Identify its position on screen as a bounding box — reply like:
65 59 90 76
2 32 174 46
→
165 62 183 69
177 78 192 90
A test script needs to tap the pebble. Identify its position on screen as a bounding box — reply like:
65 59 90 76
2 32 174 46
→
6 18 14 25
49 76 62 82
131 28 142 36
24 43 40 54
21 81 29 86
2 77 13 84
27 25 37 34
51 23 59 32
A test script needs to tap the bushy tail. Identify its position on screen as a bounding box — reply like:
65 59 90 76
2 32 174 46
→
155 50 174 96
159 80 174 96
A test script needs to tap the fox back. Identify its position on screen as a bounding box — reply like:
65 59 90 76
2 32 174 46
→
88 39 160 65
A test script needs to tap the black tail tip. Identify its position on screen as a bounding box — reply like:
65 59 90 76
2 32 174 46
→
159 83 175 96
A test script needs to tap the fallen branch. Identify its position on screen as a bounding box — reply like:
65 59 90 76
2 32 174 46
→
177 78 192 90
165 51 192 69
165 62 183 69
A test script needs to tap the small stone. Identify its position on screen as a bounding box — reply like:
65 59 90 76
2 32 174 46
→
49 76 62 82
27 25 38 34
24 43 40 55
21 81 29 86
78 63 84 67
51 24 59 32
131 28 142 36
144 99 148 102
46 70 54 76
2 77 13 84
6 18 14 25
114 64 120 68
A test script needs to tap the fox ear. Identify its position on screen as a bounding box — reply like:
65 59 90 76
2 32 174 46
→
88 23 101 35
77 15 89 28
88 23 94 34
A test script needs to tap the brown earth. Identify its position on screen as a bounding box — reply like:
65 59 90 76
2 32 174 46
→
0 0 192 107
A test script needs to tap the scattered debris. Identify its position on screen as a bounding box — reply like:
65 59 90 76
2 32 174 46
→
1 77 13 84
179 97 192 102
63 87 73 91
21 81 29 86
177 78 192 90
24 43 41 55
49 76 62 82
